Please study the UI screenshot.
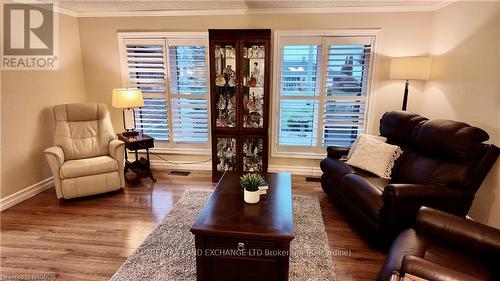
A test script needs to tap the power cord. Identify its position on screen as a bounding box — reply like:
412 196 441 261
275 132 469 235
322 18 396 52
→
151 152 211 165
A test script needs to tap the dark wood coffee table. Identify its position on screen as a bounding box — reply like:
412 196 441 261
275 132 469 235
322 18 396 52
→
191 172 294 281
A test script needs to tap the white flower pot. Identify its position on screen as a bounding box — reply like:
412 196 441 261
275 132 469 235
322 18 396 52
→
244 189 260 204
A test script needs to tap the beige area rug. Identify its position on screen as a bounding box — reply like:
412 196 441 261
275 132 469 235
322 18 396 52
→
111 190 335 281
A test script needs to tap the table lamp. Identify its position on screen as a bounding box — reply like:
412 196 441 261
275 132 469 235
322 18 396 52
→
112 88 144 136
390 56 432 111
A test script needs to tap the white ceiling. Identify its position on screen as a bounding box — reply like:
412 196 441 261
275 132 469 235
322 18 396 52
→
48 0 455 17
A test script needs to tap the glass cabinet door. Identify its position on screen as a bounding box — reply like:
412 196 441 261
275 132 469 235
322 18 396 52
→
215 137 237 172
213 43 238 129
242 43 266 129
241 136 266 173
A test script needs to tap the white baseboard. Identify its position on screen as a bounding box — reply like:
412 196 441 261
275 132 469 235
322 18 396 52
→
0 177 54 212
150 160 211 171
150 161 322 177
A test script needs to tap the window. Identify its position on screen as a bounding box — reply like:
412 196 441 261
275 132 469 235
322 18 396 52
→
119 34 209 152
273 32 375 157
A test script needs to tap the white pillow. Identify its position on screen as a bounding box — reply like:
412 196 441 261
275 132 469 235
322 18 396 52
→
347 134 387 159
346 134 402 179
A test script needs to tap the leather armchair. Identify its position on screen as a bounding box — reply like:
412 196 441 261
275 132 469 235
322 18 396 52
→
320 111 500 242
44 103 125 199
377 207 500 281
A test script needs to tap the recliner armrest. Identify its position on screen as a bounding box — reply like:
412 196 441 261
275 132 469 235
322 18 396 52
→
44 146 65 165
109 140 125 160
109 139 125 187
327 146 350 160
44 146 65 198
401 255 483 281
416 207 500 257
383 184 472 202
381 184 474 235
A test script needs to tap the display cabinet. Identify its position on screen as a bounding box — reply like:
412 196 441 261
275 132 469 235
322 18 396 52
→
209 30 270 181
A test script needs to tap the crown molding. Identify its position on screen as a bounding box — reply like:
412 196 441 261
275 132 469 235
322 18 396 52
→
61 1 457 18
57 6 79 17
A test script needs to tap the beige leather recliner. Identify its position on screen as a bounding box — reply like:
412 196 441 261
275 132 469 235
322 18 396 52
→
44 103 125 199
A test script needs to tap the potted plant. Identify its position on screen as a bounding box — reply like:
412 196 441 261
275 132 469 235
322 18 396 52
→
240 173 264 204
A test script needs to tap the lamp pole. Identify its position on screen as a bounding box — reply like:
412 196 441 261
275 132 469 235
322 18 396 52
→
402 79 409 111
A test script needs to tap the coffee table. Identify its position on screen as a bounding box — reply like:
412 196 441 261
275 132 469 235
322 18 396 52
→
191 172 294 281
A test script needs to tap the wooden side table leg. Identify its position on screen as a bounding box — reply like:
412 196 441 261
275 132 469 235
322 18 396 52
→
146 148 156 181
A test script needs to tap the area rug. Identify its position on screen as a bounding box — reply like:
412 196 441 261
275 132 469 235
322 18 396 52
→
111 191 335 281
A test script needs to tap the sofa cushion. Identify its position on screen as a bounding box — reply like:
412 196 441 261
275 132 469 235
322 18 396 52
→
340 174 389 220
60 155 118 179
424 242 493 280
394 150 477 188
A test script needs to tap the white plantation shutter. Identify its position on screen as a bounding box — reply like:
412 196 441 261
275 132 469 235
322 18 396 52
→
168 42 209 144
276 35 374 154
322 38 372 147
278 40 322 149
120 36 209 150
124 39 169 141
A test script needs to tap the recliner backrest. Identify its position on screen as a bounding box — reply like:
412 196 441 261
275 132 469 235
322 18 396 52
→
53 103 116 160
380 111 496 191
379 111 428 146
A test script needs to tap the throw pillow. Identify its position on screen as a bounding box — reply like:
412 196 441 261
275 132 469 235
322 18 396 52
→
347 134 387 159
346 134 402 179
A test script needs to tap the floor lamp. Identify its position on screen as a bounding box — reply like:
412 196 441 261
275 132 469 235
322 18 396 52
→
390 57 432 111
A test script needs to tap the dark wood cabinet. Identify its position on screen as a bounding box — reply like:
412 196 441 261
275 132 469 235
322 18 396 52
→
209 29 271 181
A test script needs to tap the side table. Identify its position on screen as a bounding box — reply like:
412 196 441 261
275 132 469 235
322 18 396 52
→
117 133 156 182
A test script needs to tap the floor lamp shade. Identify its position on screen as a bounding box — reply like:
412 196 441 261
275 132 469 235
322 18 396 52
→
390 57 432 80
112 88 144 136
390 57 432 111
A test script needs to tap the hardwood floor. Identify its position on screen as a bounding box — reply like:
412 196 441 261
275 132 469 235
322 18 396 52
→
0 170 385 280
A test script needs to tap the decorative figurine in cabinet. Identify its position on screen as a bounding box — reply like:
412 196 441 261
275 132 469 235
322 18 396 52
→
209 30 270 181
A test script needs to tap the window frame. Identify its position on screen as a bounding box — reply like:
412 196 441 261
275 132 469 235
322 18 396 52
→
271 30 380 159
117 32 211 155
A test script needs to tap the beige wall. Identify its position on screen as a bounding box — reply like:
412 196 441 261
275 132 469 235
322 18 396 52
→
0 14 87 198
77 11 433 168
416 1 500 227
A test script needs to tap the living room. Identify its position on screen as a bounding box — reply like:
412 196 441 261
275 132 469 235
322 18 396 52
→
1 0 499 280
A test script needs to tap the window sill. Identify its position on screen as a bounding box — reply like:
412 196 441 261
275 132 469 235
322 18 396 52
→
271 150 327 160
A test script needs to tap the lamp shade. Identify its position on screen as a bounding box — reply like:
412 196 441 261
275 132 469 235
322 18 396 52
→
112 88 144 109
390 57 432 80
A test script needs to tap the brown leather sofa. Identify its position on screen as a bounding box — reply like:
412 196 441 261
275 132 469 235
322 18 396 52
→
320 111 499 241
377 207 500 281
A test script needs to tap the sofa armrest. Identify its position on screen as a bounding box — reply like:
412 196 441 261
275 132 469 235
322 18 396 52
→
381 184 474 235
401 255 483 281
326 146 350 160
416 207 500 257
44 146 65 198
